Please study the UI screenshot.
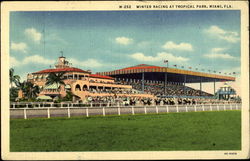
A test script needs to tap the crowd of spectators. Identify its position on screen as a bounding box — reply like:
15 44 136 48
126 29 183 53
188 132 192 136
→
115 79 213 97
88 87 140 94
84 95 240 106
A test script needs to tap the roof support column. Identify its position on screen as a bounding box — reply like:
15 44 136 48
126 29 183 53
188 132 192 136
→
214 79 216 95
184 74 186 95
142 72 145 93
200 77 202 96
164 71 168 95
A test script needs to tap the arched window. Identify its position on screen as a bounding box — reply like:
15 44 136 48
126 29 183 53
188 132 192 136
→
75 84 81 91
82 85 88 91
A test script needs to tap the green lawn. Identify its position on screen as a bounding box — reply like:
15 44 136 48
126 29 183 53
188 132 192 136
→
10 111 241 151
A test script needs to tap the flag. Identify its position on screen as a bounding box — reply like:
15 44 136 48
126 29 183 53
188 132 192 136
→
164 60 168 63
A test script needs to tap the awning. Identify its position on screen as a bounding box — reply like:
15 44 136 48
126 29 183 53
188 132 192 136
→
36 95 52 100
44 83 60 90
65 84 71 89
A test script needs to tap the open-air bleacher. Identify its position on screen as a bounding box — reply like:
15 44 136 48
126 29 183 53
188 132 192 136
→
115 79 213 97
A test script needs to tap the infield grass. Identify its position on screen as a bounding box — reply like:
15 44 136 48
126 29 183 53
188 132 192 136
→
10 111 241 151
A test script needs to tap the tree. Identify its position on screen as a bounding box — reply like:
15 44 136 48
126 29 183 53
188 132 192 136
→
10 87 18 102
9 68 20 88
16 81 40 99
25 81 40 99
46 72 66 89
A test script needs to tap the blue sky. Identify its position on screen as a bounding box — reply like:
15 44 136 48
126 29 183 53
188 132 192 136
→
10 10 240 81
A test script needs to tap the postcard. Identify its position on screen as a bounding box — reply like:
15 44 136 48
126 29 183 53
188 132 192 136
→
1 1 249 160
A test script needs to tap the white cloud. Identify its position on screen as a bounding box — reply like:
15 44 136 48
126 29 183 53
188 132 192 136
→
24 28 42 43
204 48 237 59
129 52 189 62
10 42 28 53
115 37 133 45
10 56 21 67
22 55 54 65
162 41 193 51
68 58 103 68
10 55 54 67
204 53 236 59
204 25 239 43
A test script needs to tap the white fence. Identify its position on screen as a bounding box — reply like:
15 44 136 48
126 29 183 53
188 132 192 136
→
10 103 242 119
10 101 240 109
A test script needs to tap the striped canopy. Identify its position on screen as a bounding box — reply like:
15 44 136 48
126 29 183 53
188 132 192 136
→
36 95 52 100
44 83 60 90
65 84 71 89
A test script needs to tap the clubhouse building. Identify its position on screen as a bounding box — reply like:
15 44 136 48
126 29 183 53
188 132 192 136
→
26 56 154 101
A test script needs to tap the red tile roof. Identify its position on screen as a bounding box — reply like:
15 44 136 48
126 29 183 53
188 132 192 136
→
118 64 161 71
33 67 89 74
90 74 114 80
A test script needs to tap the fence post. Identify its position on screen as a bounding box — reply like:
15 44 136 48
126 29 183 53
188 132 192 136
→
118 106 121 115
86 108 89 117
210 104 212 111
156 106 159 114
132 106 135 115
38 103 40 108
185 105 188 112
102 107 105 116
26 104 28 108
24 109 27 119
194 105 197 112
144 106 147 114
176 105 179 113
223 104 225 111
68 107 71 118
90 102 93 108
236 104 238 110
47 108 50 118
13 103 15 109
68 103 69 108
202 104 205 111
166 105 169 113
230 104 232 110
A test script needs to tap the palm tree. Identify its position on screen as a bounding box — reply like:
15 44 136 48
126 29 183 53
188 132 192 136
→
25 81 40 99
16 81 40 99
9 68 20 88
46 72 66 89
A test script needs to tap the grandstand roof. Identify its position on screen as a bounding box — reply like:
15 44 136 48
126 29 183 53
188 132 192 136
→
97 64 235 83
89 74 114 80
33 67 89 74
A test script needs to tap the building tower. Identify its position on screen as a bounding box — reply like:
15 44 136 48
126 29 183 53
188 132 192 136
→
55 56 70 69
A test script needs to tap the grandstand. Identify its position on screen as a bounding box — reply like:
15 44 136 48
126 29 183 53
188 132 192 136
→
23 57 236 103
97 64 235 98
